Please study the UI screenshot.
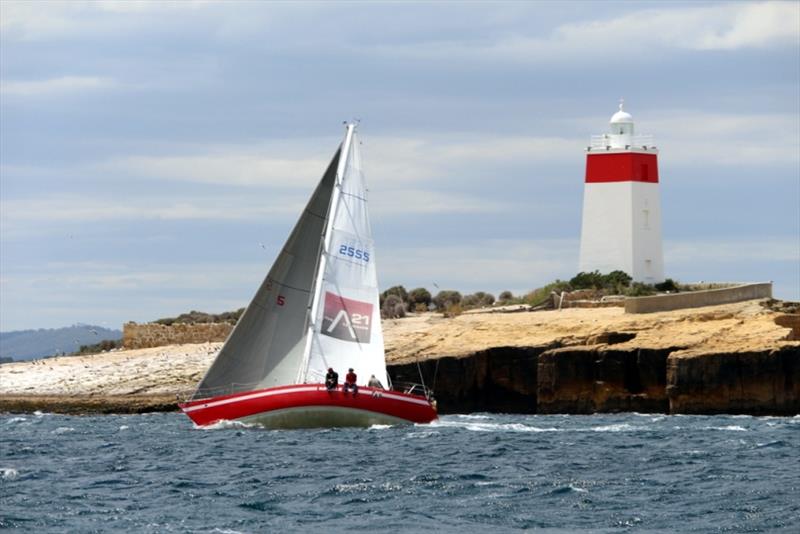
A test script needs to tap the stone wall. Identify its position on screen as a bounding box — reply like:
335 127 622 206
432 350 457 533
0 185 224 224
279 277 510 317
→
625 283 773 314
123 322 233 349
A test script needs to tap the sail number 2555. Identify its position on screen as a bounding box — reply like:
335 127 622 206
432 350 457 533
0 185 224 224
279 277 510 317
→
338 244 370 262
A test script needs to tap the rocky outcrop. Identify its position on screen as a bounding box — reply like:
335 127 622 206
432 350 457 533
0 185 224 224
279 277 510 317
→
536 346 673 414
774 314 800 341
667 346 800 415
388 346 549 414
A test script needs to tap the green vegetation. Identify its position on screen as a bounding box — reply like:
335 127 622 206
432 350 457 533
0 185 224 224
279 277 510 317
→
407 287 432 311
154 308 244 326
381 294 406 319
152 271 687 327
433 290 463 312
71 339 123 356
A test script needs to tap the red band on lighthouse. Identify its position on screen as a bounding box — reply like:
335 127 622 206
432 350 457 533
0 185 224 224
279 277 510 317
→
585 153 659 184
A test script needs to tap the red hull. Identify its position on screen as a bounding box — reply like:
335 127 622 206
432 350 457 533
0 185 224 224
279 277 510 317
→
179 384 438 428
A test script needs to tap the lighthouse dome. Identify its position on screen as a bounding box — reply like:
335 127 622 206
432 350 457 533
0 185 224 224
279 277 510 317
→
610 105 633 124
609 100 634 137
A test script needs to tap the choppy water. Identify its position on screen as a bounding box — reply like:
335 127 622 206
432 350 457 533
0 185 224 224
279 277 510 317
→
1 412 798 532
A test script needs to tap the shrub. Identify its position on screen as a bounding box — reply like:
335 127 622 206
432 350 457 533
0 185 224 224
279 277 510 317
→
380 285 408 307
604 270 632 293
381 294 406 319
462 292 495 309
72 339 122 356
625 283 656 297
433 290 462 312
655 278 679 292
498 290 514 303
569 271 604 290
154 308 243 325
524 280 571 307
407 287 432 310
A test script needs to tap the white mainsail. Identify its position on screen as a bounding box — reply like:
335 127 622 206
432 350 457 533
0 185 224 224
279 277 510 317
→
302 126 388 386
191 124 386 400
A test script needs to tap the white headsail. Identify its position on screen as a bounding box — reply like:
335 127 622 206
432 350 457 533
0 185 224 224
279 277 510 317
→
302 125 388 386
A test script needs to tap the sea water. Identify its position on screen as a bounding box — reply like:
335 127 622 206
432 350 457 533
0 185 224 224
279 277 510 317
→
1 413 798 532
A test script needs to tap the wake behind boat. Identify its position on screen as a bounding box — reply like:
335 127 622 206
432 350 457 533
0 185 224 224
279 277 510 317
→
179 123 437 429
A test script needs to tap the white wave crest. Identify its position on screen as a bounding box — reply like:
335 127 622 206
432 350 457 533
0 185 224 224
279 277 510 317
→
368 424 393 430
52 427 74 434
404 430 440 438
6 417 27 424
198 419 258 431
704 425 747 432
590 424 638 432
434 420 561 433
118 425 129 431
1 468 19 480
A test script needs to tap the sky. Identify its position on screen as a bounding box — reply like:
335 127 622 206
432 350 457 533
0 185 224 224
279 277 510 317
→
1 0 798 332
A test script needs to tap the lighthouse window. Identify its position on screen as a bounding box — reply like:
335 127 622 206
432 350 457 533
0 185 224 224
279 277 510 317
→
643 209 650 229
641 163 649 181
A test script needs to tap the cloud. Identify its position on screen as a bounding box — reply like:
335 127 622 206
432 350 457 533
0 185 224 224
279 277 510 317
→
104 153 330 188
0 195 304 228
0 76 116 96
550 1 799 53
0 0 212 41
372 2 799 63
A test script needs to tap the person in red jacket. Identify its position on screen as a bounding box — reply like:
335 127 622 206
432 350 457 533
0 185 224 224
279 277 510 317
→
343 368 358 394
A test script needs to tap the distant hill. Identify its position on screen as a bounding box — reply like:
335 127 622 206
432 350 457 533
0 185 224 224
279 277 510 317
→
0 325 122 362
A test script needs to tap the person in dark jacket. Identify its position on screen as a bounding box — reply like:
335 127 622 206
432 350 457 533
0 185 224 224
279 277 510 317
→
325 368 338 390
343 368 358 394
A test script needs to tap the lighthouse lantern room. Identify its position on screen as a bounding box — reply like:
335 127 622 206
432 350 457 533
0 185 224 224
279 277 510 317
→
578 101 664 283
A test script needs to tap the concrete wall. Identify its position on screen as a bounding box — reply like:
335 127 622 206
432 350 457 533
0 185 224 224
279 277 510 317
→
123 322 233 349
625 283 772 314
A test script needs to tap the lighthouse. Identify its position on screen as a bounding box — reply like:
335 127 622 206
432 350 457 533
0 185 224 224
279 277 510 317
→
578 101 664 283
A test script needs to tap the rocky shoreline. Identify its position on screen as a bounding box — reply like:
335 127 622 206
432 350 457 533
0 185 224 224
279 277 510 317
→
2 300 798 416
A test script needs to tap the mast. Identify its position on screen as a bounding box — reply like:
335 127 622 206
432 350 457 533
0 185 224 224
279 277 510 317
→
297 123 356 382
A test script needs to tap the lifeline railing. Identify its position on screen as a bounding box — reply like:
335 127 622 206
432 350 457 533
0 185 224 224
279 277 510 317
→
179 379 436 404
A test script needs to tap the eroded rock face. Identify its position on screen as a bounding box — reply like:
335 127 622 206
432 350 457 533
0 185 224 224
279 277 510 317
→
388 346 547 414
537 346 673 414
667 346 800 415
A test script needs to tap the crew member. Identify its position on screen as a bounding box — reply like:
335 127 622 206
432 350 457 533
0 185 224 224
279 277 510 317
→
343 368 358 394
367 374 384 389
325 368 338 391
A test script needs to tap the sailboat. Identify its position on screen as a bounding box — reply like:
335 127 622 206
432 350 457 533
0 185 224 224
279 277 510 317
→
179 123 438 428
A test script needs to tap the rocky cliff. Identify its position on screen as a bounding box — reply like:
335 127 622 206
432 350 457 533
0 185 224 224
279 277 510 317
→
386 300 799 415
2 300 798 415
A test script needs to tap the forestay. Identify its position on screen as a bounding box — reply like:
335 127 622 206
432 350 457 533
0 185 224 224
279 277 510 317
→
303 127 388 386
190 151 340 400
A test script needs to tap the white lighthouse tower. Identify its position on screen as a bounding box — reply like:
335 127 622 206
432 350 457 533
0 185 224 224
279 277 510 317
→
578 101 664 283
